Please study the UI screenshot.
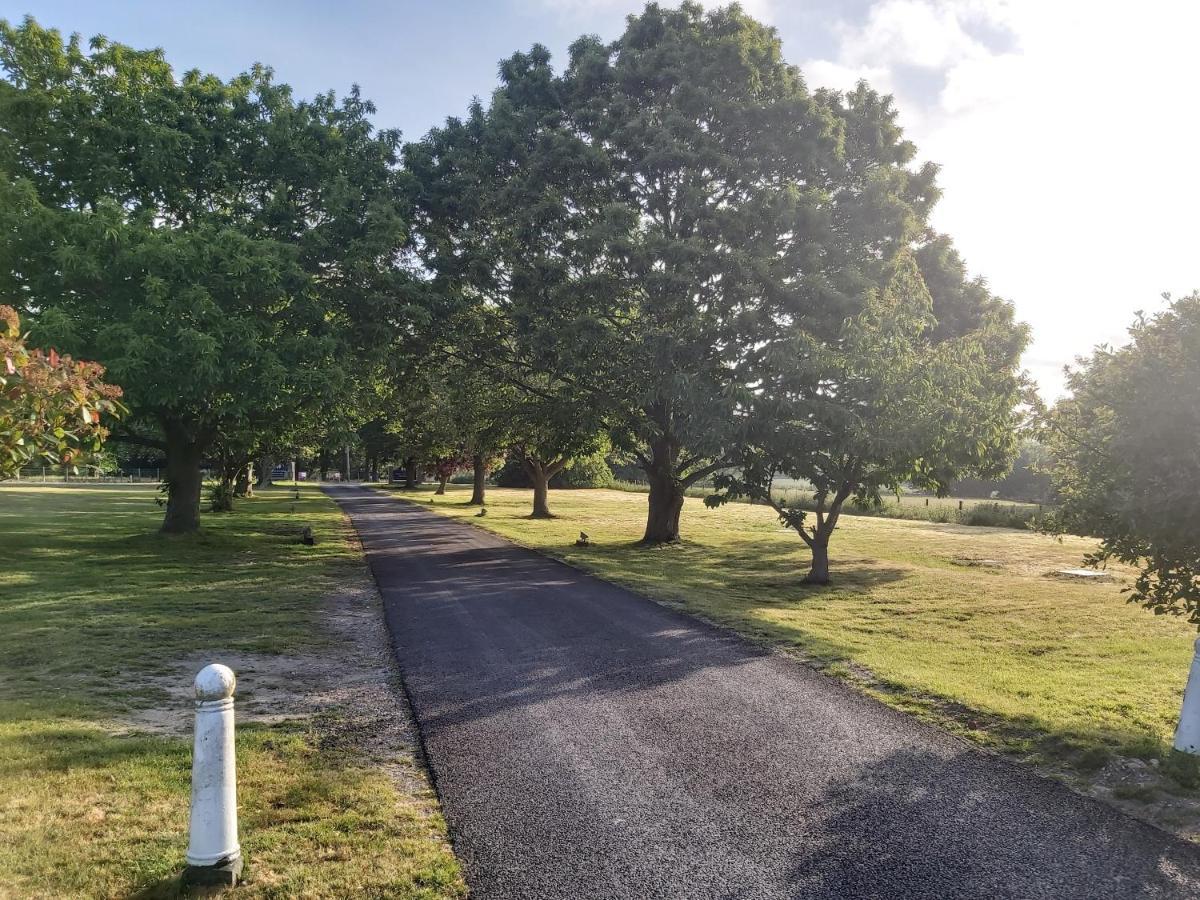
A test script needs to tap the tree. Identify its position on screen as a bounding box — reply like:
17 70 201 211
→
0 305 123 479
548 4 850 544
427 453 469 495
0 18 414 532
1042 294 1200 624
406 82 611 516
953 439 1054 502
412 4 957 545
710 251 1026 584
503 376 607 519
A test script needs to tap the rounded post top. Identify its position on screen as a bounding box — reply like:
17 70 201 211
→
194 663 236 701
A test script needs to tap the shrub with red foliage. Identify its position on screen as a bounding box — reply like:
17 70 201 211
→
0 305 124 479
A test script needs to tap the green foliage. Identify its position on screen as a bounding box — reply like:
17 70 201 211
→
408 3 1023 545
494 448 613 489
0 17 414 527
206 479 235 513
1042 294 1200 625
559 451 614 489
711 250 1027 580
0 305 123 479
958 502 1042 530
953 440 1056 503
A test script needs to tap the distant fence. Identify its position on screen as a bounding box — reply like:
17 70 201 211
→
9 467 212 484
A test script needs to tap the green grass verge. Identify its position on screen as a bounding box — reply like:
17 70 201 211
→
393 484 1195 774
0 485 464 899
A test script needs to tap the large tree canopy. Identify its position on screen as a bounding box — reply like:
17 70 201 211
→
407 3 1013 549
0 17 415 531
711 249 1026 583
1043 294 1200 624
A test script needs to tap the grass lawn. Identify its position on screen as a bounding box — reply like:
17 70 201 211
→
0 484 464 899
392 485 1197 779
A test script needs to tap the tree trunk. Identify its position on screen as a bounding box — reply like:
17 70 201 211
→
256 455 273 487
405 456 420 489
469 453 487 505
435 475 448 495
804 532 831 584
802 486 851 585
531 471 553 518
641 438 684 544
162 423 205 534
235 462 252 498
523 459 555 519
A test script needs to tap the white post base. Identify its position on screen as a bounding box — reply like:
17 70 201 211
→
1174 638 1200 755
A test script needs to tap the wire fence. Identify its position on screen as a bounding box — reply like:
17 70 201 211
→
10 467 179 484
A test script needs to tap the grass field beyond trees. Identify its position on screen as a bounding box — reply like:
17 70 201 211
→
0 485 464 899
397 486 1198 801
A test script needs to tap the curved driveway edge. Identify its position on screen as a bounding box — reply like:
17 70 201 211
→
331 485 1200 900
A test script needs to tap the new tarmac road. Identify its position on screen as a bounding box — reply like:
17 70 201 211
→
332 486 1200 899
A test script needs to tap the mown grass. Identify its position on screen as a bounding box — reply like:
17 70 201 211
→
0 484 464 899
392 484 1195 775
608 478 1044 528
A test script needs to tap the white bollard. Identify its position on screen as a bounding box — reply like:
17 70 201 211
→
1174 638 1200 754
183 664 243 887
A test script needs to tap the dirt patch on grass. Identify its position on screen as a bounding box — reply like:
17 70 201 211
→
113 562 434 803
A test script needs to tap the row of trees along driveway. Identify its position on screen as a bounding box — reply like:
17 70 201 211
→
1 6 1026 582
405 4 1025 578
0 21 414 532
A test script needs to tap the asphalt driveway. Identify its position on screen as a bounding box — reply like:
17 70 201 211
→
332 486 1200 899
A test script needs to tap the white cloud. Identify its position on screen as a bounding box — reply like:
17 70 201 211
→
806 0 1200 398
527 0 774 22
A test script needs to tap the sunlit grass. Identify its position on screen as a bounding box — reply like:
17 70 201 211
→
390 483 1195 772
0 484 464 899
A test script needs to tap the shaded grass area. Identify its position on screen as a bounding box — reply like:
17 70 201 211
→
0 485 464 899
392 484 1194 775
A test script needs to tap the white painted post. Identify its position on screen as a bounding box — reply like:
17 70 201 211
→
183 664 243 886
1175 638 1200 754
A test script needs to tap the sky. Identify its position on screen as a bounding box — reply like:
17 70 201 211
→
8 0 1199 398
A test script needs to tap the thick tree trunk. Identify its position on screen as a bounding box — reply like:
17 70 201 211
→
404 456 420 489
521 458 557 519
162 423 205 534
530 470 553 518
435 475 448 495
641 438 684 544
469 453 487 505
644 473 685 543
256 455 273 487
804 534 831 584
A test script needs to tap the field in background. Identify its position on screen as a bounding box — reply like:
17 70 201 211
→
0 485 464 899
387 483 1200 834
608 478 1044 529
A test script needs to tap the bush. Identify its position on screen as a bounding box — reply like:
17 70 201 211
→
957 502 1040 529
207 481 235 512
492 451 614 488
558 451 613 488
